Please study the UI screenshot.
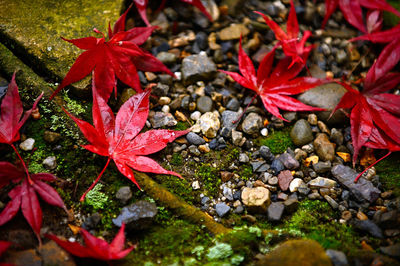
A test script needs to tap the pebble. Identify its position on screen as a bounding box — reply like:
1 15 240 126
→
181 52 217 83
260 128 268 136
43 131 61 143
220 171 234 182
215 203 230 217
313 161 332 174
116 186 132 204
259 146 275 163
314 133 336 162
198 144 210 153
242 113 263 135
330 128 344 145
326 249 349 266
188 145 201 156
380 243 400 258
113 200 158 230
268 176 278 186
324 195 339 209
221 110 240 131
239 153 249 163
232 129 243 146
19 138 35 151
191 112 220 138
42 156 57 170
290 119 314 146
308 177 337 189
192 181 200 190
267 202 285 222
158 96 171 105
226 98 240 111
218 24 250 40
289 178 305 193
308 114 318 126
278 170 294 191
196 96 213 113
278 153 300 170
352 220 383 238
186 132 206 145
270 158 285 174
156 52 177 65
241 187 271 213
150 112 177 128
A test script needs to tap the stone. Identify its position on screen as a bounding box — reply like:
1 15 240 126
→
113 200 158 230
308 177 337 189
278 170 293 191
156 52 177 65
352 220 383 238
43 156 57 170
186 132 206 145
218 24 249 40
326 249 348 266
260 128 268 136
380 243 400 258
221 110 240 131
259 146 275 163
191 112 220 138
231 129 243 146
150 112 177 128
226 98 240 111
19 138 35 151
38 241 76 266
242 113 263 135
188 145 201 156
251 161 270 173
5 249 42 266
181 52 217 83
283 198 299 214
241 187 271 213
313 161 332 174
221 0 245 16
267 202 285 221
82 213 101 229
289 178 305 193
192 181 200 190
270 158 285 174
43 131 61 143
223 186 233 201
278 153 300 170
215 203 231 217
220 171 234 182
239 153 249 163
116 186 132 204
330 128 344 145
290 119 314 146
196 96 213 113
298 83 347 124
268 176 278 186
255 240 333 266
0 0 124 93
314 133 336 162
331 165 381 203
190 111 202 121
324 195 339 209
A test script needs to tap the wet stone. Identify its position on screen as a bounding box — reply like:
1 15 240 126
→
215 203 230 217
314 133 336 162
313 161 332 174
267 202 285 222
186 132 206 145
181 52 217 83
226 98 240 111
331 165 381 203
290 119 314 146
242 113 263 135
278 153 300 170
113 200 158 230
196 96 213 113
150 112 177 128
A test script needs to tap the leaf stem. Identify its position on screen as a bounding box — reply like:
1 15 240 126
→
80 157 111 202
11 143 33 184
232 93 258 124
354 151 391 183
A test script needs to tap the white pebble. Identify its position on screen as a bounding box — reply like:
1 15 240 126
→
161 105 170 113
192 181 200 190
260 128 268 137
190 111 201 121
19 138 35 151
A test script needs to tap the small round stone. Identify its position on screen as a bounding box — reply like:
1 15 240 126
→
19 138 35 151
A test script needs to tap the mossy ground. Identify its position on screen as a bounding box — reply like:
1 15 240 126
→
255 127 294 154
374 152 400 197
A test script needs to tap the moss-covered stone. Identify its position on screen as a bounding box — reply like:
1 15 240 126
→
0 0 124 89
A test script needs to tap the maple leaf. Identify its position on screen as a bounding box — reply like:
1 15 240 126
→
219 37 325 122
46 223 134 261
50 4 173 102
322 0 400 33
255 0 313 67
0 72 42 183
0 241 11 257
64 81 188 201
350 23 400 43
0 162 67 243
133 0 212 26
332 39 400 165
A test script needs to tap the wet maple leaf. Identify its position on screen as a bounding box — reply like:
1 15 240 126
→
133 0 212 26
332 39 400 164
46 223 134 261
322 0 400 33
50 4 172 101
219 37 325 122
64 80 188 201
0 162 67 243
350 23 400 43
255 0 313 67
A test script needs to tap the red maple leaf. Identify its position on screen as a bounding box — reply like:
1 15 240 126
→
350 23 400 43
332 39 400 166
0 162 67 244
219 37 325 122
322 0 400 33
64 81 188 201
50 4 173 101
46 223 134 261
0 72 42 183
255 0 313 67
0 240 11 266
133 0 212 26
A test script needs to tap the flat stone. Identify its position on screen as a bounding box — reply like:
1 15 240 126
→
255 240 333 266
298 83 347 125
278 153 300 170
218 24 249 40
0 0 124 92
308 177 337 189
290 119 314 146
241 187 271 213
314 133 336 162
242 113 263 135
215 203 231 217
191 112 220 138
181 51 217 84
267 202 285 222
251 161 270 173
324 195 339 209
313 161 332 174
331 165 381 203
113 200 158 230
278 170 293 191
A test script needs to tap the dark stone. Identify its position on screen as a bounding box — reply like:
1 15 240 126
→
195 32 208 50
215 203 231 217
313 161 332 174
290 119 313 146
278 153 300 170
221 110 240 131
82 213 101 230
380 243 400 258
201 196 210 205
259 146 275 163
374 210 399 229
283 198 299 214
181 52 217 84
352 220 383 238
251 161 270 173
331 165 381 203
271 159 285 174
209 139 218 149
113 200 158 230
226 98 240 111
233 190 242 201
267 202 285 222
186 132 206 145
196 96 213 113
326 249 348 266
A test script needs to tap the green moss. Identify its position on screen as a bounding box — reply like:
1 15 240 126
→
62 90 87 115
256 128 294 154
84 183 109 210
206 243 233 260
237 164 253 181
153 174 195 203
282 200 360 252
374 152 400 196
175 121 190 131
196 163 220 197
171 153 183 166
383 0 400 27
